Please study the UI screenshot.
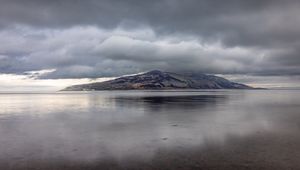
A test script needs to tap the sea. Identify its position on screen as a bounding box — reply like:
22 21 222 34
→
0 90 300 170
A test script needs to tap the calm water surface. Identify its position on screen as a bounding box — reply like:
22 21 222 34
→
0 90 300 169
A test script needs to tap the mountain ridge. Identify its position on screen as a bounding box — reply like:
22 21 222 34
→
62 70 254 91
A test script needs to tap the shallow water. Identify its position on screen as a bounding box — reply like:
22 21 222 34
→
0 90 300 169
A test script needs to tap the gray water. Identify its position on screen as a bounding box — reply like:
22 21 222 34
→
0 90 300 169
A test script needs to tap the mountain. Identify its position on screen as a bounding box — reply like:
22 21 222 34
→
62 70 254 91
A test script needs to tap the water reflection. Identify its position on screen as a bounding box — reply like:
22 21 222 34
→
112 95 227 112
0 90 300 169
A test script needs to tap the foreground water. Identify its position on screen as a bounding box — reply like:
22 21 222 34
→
0 90 300 170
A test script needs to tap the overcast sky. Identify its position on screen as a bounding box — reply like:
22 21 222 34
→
1 0 300 91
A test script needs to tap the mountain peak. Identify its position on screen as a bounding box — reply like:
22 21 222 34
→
144 70 164 75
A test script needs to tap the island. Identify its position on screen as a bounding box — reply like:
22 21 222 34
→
62 70 254 91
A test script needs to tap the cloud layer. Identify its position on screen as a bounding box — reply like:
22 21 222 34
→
0 0 300 79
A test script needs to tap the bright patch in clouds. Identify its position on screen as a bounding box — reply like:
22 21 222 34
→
0 69 112 92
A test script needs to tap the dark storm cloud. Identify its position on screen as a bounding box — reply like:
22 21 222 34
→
0 0 300 78
1 0 297 46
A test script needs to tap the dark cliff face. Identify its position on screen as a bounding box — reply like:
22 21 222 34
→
62 70 253 91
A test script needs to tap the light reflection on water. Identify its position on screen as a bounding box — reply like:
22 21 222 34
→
0 90 300 163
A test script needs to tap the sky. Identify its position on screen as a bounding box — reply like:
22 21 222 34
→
1 0 300 91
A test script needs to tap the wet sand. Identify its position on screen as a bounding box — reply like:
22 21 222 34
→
0 90 300 170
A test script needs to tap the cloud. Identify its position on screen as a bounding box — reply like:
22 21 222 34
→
0 0 300 80
1 0 299 46
0 26 269 79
